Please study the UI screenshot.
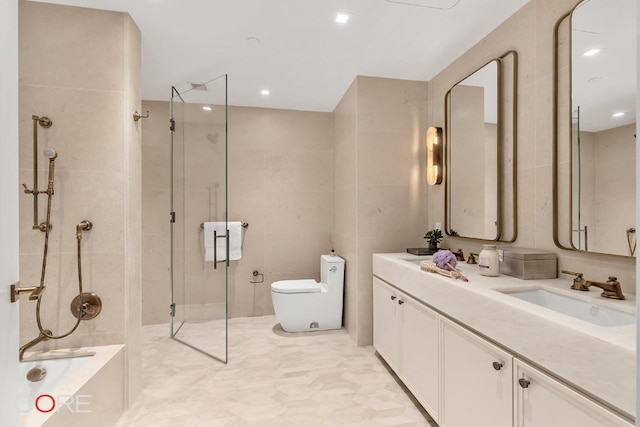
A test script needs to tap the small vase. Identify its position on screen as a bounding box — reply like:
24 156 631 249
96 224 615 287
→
428 241 438 251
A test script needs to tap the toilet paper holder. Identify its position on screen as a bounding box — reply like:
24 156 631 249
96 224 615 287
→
250 270 264 284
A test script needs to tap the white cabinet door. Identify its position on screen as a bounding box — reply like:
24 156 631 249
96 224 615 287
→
441 319 512 427
373 277 400 372
514 359 633 427
400 294 440 422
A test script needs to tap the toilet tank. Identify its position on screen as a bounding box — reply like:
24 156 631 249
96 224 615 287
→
320 254 345 287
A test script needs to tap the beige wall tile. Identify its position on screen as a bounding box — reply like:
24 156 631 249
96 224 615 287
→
356 76 428 134
19 1 125 91
228 149 266 194
331 76 429 345
141 189 171 234
265 190 332 233
264 151 332 193
141 101 171 147
333 189 357 238
228 190 266 233
142 145 170 190
264 231 332 275
142 278 170 325
357 131 424 187
229 107 332 152
18 86 125 173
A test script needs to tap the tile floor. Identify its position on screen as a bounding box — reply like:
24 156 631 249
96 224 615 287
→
116 315 437 426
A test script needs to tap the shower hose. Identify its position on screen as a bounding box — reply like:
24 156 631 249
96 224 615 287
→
34 185 87 340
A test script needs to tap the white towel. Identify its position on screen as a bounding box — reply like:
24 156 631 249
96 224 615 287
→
227 221 243 261
203 221 243 262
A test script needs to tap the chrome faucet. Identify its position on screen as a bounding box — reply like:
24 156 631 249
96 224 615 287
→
562 271 626 300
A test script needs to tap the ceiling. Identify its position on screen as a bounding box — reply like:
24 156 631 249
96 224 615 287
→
37 0 529 112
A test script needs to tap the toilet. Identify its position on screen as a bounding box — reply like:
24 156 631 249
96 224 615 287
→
271 255 345 332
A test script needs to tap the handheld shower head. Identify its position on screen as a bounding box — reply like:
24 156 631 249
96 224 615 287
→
43 148 58 160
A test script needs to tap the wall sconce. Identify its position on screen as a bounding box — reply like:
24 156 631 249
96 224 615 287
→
426 126 443 185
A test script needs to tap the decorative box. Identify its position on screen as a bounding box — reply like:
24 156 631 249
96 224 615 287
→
499 248 557 280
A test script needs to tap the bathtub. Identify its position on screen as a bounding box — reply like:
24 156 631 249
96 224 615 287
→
19 344 125 427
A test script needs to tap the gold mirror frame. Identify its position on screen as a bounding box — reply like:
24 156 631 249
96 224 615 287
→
552 2 635 258
444 50 518 242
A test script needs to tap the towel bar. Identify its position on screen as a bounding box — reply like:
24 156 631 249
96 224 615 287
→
200 222 248 229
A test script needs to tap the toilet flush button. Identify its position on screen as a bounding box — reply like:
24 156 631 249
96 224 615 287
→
330 266 337 272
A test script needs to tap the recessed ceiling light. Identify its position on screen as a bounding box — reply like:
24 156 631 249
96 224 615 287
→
583 48 600 57
261 89 270 95
202 106 212 111
335 12 350 23
612 112 625 117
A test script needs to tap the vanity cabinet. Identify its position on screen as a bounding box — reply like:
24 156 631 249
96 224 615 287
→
373 277 440 420
441 318 512 427
514 359 631 427
372 271 633 427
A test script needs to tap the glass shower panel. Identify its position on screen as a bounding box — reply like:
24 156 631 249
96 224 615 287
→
170 75 228 363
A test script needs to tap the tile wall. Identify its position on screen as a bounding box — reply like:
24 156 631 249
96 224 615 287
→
333 76 430 346
18 0 142 404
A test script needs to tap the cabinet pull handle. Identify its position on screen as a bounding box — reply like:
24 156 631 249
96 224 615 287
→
390 295 397 301
492 362 503 371
398 299 404 305
518 378 530 389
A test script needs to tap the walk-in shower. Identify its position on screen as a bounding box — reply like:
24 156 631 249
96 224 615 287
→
170 74 230 363
11 115 102 361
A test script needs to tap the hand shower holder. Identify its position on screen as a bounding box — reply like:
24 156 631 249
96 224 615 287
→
23 115 55 232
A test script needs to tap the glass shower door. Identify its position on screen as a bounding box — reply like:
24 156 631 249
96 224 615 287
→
170 74 228 363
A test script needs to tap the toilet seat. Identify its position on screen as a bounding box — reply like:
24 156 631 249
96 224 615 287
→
271 279 322 294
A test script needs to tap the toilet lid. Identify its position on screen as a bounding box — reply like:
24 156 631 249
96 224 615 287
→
271 279 322 294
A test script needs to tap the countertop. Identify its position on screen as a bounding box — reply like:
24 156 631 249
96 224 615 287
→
373 253 636 422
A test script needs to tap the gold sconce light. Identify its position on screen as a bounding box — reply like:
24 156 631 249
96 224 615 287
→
426 126 443 185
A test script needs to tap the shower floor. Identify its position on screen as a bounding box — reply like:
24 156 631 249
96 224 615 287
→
116 315 436 426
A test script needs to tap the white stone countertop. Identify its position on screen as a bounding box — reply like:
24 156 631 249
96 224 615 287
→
373 253 636 422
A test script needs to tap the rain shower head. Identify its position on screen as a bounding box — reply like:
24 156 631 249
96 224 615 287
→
43 148 58 160
189 82 208 91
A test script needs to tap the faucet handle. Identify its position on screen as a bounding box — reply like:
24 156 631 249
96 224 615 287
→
608 276 618 282
561 270 583 278
562 270 588 291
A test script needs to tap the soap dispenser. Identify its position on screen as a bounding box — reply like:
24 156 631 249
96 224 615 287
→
478 245 499 277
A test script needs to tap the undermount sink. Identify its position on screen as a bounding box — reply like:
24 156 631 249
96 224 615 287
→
501 288 635 327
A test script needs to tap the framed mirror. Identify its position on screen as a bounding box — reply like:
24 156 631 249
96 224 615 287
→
554 0 636 257
445 51 518 242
